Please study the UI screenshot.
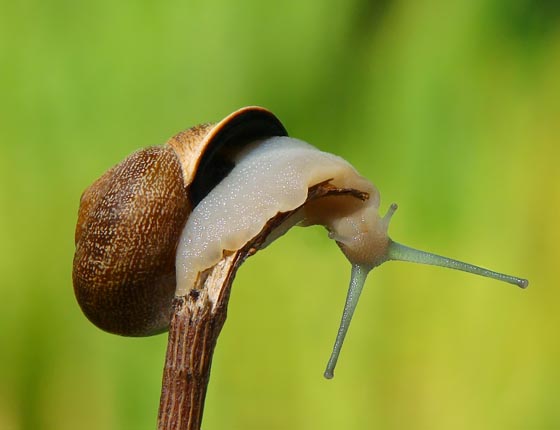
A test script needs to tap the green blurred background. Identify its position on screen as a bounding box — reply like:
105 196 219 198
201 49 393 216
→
1 0 558 429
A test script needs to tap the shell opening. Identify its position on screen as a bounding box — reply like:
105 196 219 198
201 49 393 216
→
189 108 288 205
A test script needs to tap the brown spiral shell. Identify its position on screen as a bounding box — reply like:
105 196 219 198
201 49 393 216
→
72 107 287 336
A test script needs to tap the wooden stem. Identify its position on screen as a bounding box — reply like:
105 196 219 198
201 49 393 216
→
157 297 214 430
157 254 238 430
157 183 368 430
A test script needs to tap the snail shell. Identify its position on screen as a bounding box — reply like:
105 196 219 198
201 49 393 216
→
72 107 286 336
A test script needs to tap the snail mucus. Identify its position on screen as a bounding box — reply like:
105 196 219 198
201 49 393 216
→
73 106 528 379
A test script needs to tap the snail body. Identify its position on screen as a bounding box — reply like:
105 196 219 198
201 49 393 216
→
175 136 379 296
73 106 528 378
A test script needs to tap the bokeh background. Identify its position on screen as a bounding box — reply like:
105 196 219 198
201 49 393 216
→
1 0 559 429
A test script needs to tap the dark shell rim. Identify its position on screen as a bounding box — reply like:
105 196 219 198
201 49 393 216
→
190 106 289 205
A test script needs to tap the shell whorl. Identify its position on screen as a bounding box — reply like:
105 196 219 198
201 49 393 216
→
73 146 190 336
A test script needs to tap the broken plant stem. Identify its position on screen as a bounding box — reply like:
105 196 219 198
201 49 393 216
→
157 183 368 430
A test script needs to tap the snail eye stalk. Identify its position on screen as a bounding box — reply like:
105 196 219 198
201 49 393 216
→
323 204 528 379
386 241 528 289
324 264 370 379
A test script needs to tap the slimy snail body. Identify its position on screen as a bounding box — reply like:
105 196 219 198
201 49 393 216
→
73 106 528 379
174 136 378 295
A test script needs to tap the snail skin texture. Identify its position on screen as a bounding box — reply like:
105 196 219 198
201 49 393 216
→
175 135 529 379
175 137 377 295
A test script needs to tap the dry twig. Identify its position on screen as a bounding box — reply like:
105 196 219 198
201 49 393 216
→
157 183 367 430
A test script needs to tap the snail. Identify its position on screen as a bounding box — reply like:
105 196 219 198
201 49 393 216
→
73 106 528 379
